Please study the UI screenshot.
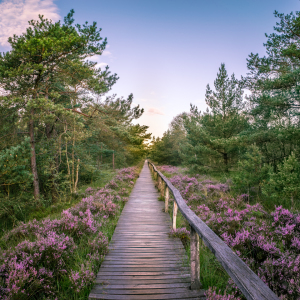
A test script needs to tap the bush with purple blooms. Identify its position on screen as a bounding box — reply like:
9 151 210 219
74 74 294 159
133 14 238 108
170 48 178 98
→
169 227 190 247
0 166 140 300
205 287 241 300
158 164 300 299
157 165 182 175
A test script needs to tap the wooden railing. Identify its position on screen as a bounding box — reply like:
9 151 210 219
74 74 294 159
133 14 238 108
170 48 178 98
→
147 161 279 300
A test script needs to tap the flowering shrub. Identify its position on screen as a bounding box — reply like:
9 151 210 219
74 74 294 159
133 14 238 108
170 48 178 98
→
69 263 95 293
107 180 119 189
205 287 241 300
0 166 140 299
157 165 180 174
161 164 300 299
169 227 190 247
196 199 300 298
168 173 229 203
88 232 109 253
0 231 76 299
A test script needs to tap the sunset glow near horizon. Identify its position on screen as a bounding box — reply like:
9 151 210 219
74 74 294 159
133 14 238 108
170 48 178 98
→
0 0 299 138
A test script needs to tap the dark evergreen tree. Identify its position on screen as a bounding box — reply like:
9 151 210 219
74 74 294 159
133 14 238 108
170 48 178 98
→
183 64 249 172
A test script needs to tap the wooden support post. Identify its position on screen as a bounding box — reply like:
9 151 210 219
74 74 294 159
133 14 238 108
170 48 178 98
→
165 186 169 213
158 176 161 191
172 201 178 230
190 226 201 290
162 180 166 196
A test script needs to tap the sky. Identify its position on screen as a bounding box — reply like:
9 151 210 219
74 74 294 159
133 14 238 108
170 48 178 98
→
0 0 299 138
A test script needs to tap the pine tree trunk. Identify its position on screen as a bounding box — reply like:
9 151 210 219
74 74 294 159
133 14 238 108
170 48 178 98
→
223 152 228 172
45 123 58 202
29 112 40 199
74 159 80 193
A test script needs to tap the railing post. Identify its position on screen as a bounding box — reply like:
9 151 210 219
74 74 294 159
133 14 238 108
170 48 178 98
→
172 201 178 230
165 186 169 213
161 180 165 197
190 225 201 290
158 176 162 191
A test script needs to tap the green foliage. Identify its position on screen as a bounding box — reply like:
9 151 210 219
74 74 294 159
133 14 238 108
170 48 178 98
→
182 64 249 173
149 9 300 214
150 113 187 165
0 138 33 193
245 10 300 169
233 145 269 197
262 152 300 209
0 11 150 229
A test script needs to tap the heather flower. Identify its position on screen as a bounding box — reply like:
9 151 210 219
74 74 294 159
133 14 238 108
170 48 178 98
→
85 187 94 194
69 263 95 293
88 232 109 254
0 165 140 299
157 165 180 174
169 227 190 246
205 287 241 300
163 165 300 298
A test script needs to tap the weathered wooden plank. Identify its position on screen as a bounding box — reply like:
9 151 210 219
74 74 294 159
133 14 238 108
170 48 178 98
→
90 293 205 300
95 278 191 284
89 162 204 300
106 249 185 254
96 271 190 276
93 283 191 290
109 241 179 245
101 263 187 268
92 287 199 294
104 253 181 257
104 257 184 262
101 262 187 267
98 267 189 272
96 275 190 280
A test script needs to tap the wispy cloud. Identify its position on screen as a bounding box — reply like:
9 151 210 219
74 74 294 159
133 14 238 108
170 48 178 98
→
97 62 108 69
102 50 112 57
0 0 60 47
88 55 109 70
146 107 164 116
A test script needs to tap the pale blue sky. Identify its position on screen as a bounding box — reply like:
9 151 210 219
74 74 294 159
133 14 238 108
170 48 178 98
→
0 0 299 137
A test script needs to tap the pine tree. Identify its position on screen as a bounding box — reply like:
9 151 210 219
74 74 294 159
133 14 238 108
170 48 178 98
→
183 64 249 172
0 11 117 199
246 10 300 169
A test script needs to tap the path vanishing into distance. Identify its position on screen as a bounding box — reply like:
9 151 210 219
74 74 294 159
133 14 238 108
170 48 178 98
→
89 162 206 300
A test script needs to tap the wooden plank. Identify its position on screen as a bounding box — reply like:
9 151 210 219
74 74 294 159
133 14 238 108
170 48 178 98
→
92 287 198 294
90 292 206 300
101 263 187 268
95 279 191 284
93 283 191 290
98 267 189 272
96 275 190 280
104 258 185 262
89 162 204 300
96 272 190 276
104 253 181 257
106 249 185 254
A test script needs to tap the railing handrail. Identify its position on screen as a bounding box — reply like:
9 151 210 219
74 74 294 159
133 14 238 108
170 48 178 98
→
147 160 279 300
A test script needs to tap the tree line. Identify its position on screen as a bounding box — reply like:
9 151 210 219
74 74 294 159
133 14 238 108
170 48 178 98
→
150 10 300 209
0 10 150 224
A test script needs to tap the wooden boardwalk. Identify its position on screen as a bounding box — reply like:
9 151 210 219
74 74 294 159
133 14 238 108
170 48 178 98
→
89 162 206 300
